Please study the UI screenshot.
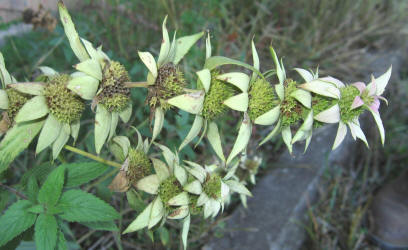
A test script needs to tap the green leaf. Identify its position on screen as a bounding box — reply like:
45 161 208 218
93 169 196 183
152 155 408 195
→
38 166 66 207
20 162 54 187
27 205 43 214
0 119 44 174
26 176 39 204
34 214 58 250
64 162 109 188
56 189 119 222
0 200 37 247
81 221 118 231
56 230 67 250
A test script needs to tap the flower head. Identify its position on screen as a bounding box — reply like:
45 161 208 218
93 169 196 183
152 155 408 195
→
8 69 85 159
137 16 204 142
58 3 133 154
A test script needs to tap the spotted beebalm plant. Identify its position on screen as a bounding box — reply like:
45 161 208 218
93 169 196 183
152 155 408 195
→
0 1 392 250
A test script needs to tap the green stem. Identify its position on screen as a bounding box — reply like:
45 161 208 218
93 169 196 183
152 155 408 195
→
124 82 149 88
64 145 122 168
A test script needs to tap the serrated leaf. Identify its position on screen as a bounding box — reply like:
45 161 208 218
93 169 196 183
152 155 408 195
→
26 176 39 204
56 189 119 222
56 229 67 250
38 165 66 207
20 162 54 187
81 221 118 231
0 119 44 174
0 200 37 247
64 162 109 188
34 214 58 250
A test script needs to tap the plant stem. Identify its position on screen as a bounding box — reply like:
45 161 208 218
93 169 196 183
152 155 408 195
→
124 82 149 88
64 145 122 168
0 183 27 199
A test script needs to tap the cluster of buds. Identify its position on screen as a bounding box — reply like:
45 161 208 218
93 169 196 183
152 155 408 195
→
0 1 391 249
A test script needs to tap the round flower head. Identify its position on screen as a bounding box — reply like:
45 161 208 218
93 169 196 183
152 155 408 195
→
182 161 252 219
137 16 204 143
255 47 313 154
168 34 258 164
9 69 85 159
108 132 153 193
123 144 196 250
299 66 391 150
58 3 133 154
